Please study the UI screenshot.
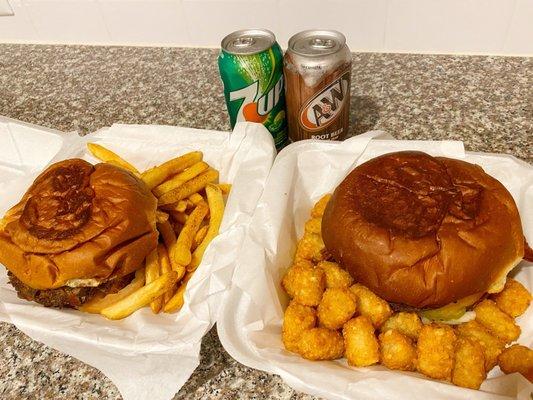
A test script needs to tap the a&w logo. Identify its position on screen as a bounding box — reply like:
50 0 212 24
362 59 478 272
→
299 71 350 131
230 75 284 123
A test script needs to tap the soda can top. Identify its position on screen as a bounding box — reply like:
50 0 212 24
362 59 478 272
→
288 30 346 57
221 29 277 55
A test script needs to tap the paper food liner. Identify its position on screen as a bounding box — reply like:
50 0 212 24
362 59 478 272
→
218 132 533 400
0 117 276 400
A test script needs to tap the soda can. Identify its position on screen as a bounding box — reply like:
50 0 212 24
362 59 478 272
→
219 29 287 149
284 30 352 142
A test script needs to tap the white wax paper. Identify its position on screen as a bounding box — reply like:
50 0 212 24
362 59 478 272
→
0 117 276 400
218 132 533 400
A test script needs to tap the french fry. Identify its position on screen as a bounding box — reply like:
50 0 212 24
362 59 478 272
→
163 273 193 313
160 200 188 213
157 244 175 304
145 249 163 314
176 201 188 212
188 184 225 271
192 225 208 250
141 151 203 189
157 220 186 279
158 169 219 206
79 268 146 314
157 220 177 249
87 142 139 174
189 193 204 205
156 210 169 223
217 183 232 195
173 201 209 266
101 271 179 320
153 161 210 197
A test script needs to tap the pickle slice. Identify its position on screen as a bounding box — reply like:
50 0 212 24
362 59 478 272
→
420 292 484 321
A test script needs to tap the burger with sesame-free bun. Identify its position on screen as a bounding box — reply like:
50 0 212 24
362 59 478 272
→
0 158 158 308
322 151 530 321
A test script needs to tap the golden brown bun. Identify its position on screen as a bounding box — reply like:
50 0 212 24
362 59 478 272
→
0 159 158 290
322 151 524 309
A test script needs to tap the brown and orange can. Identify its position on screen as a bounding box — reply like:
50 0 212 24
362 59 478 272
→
283 30 352 142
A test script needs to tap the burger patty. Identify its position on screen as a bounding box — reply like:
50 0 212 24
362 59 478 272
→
8 272 133 308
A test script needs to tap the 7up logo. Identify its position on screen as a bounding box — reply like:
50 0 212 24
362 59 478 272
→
230 75 284 123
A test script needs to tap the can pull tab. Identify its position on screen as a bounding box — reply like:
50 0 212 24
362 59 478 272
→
233 37 255 48
310 37 334 49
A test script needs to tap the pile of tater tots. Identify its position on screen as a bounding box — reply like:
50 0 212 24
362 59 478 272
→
281 194 533 389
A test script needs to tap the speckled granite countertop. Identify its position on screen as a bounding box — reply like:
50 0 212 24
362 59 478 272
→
0 45 531 400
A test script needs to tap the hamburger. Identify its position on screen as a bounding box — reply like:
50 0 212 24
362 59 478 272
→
0 158 158 308
322 151 529 320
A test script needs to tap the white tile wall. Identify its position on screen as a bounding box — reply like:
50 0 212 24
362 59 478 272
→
385 0 515 55
504 0 533 55
277 0 388 52
0 0 14 16
24 0 108 43
0 0 35 40
181 0 279 47
99 0 188 45
0 0 531 55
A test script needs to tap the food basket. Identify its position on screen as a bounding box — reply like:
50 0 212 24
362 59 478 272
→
0 117 276 400
217 132 533 400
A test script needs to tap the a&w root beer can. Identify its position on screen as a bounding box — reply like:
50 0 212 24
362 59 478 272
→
284 30 351 142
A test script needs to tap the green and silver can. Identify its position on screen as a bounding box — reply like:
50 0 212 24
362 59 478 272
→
219 29 287 149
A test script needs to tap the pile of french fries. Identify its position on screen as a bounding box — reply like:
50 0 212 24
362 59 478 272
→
79 143 230 320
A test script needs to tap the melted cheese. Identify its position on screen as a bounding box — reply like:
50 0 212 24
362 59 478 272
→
65 278 103 287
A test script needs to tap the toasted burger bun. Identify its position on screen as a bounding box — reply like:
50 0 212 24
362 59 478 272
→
322 151 524 309
0 159 158 290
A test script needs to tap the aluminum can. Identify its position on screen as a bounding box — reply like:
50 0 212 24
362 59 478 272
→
219 29 287 148
284 30 352 141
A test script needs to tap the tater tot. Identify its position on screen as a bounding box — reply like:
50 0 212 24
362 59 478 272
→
304 218 321 235
318 288 357 330
311 194 332 218
282 263 326 306
294 258 315 268
282 301 317 353
299 328 344 360
416 324 456 381
474 299 521 344
294 233 326 263
452 337 486 389
380 312 422 341
343 316 380 367
456 320 505 371
491 278 532 318
317 261 354 289
379 329 416 371
350 284 392 328
498 344 533 382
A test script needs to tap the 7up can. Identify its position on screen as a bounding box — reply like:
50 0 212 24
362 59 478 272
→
219 29 287 149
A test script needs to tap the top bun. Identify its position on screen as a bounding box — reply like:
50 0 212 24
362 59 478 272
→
322 151 525 309
0 159 158 290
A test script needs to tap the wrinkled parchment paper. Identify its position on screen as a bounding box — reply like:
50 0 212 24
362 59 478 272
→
0 117 276 400
218 132 533 400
